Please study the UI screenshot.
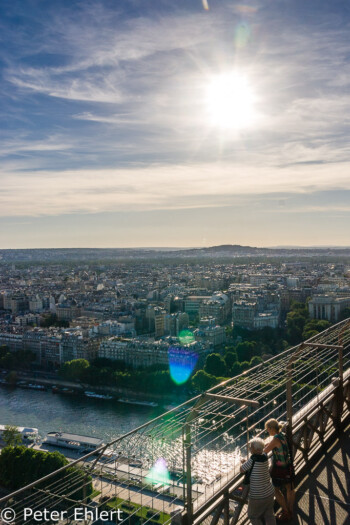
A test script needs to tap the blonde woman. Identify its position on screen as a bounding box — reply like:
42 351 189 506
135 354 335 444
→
264 419 295 522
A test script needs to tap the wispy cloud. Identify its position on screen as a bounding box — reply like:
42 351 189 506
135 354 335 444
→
7 68 125 103
4 9 217 102
1 160 350 217
73 112 143 125
0 136 73 157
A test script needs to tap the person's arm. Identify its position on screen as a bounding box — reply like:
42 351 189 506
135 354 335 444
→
240 457 252 474
263 437 280 454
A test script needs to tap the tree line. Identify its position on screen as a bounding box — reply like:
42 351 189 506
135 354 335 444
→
60 358 184 395
0 444 92 501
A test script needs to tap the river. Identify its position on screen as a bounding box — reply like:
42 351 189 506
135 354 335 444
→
0 386 167 443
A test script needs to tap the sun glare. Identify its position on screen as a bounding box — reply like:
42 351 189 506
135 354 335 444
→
206 72 256 130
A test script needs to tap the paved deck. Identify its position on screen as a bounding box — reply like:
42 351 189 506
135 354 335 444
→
291 422 350 525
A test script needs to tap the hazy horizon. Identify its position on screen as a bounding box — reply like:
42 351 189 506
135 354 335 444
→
1 244 350 251
1 1 350 248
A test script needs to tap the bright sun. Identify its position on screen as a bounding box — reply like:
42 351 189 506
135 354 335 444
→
205 72 256 130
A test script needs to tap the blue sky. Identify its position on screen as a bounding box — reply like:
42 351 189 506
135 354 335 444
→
1 0 350 248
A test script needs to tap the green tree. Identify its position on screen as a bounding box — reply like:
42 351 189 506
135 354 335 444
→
225 326 234 339
250 356 263 367
235 341 257 362
290 302 309 315
286 312 306 344
302 329 319 340
231 362 242 376
60 359 90 381
286 302 310 344
204 353 227 377
224 351 238 371
314 320 331 331
302 319 331 340
192 370 217 391
0 447 92 500
2 425 22 447
240 361 250 372
339 307 350 321
0 348 35 371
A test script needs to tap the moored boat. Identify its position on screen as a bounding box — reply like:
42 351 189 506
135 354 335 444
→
118 398 158 408
61 387 75 395
0 424 39 443
84 391 114 400
27 383 46 391
44 431 104 452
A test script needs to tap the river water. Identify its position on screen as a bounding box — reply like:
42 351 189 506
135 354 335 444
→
0 387 247 487
0 387 166 442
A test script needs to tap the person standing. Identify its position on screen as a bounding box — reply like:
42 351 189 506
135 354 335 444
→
240 437 276 525
264 418 295 522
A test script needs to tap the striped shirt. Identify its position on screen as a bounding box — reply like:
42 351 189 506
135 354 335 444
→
241 454 275 499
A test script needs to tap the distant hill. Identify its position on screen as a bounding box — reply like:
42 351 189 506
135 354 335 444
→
173 244 350 257
1 244 350 262
177 244 265 255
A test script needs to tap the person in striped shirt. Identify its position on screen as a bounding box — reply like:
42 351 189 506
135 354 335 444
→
240 437 276 525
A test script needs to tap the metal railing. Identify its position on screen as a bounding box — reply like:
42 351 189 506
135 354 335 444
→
0 319 349 525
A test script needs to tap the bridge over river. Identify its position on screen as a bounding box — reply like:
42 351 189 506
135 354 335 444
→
0 319 349 525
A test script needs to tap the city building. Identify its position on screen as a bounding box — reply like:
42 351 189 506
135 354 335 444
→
232 300 257 329
308 295 350 322
184 295 211 318
98 336 209 369
194 317 226 347
56 300 81 321
60 331 100 363
164 312 189 336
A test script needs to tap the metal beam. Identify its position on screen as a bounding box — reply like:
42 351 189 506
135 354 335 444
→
205 393 260 408
305 343 344 351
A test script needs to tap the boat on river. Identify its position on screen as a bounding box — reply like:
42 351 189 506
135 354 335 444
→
27 383 46 391
118 398 158 408
84 391 114 400
0 424 39 443
44 431 104 452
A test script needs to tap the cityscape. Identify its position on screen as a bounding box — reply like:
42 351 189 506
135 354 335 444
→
1 0 350 523
0 247 349 524
1 247 350 385
0 248 348 412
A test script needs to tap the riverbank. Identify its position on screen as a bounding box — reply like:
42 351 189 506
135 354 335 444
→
0 369 188 405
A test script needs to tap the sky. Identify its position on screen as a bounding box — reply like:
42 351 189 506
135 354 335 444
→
1 0 350 248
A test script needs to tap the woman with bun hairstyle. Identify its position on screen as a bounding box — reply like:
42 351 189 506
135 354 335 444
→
264 419 295 522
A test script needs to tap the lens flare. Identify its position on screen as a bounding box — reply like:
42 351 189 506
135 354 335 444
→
146 457 171 484
178 329 195 345
234 22 251 48
168 346 198 385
